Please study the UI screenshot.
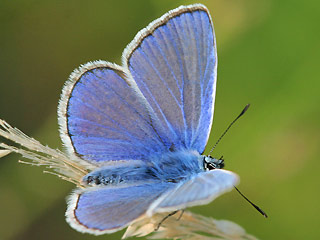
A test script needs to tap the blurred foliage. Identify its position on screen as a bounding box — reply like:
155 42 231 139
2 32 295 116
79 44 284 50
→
0 0 319 239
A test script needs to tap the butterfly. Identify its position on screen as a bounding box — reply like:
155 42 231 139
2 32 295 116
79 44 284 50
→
52 4 239 235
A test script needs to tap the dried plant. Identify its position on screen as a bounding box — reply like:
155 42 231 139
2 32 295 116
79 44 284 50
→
0 119 88 187
123 211 258 240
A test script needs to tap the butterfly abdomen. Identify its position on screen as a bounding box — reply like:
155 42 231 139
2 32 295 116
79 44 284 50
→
82 164 160 186
84 173 124 185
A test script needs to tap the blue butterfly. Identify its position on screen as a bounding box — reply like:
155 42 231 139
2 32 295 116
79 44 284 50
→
58 4 239 235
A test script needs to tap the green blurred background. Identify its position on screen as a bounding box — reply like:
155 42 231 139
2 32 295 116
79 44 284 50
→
1 0 319 239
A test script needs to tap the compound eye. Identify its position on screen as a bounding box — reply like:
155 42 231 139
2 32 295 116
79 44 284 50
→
207 163 215 170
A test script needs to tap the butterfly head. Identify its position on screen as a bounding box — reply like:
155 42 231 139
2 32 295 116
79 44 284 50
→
203 155 225 170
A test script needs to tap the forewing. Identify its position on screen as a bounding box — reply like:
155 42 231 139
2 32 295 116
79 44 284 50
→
124 4 217 153
66 182 174 235
148 169 239 215
58 61 168 163
59 5 216 165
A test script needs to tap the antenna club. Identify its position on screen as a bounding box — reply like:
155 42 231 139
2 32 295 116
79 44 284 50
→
242 104 250 114
209 104 251 154
234 186 268 218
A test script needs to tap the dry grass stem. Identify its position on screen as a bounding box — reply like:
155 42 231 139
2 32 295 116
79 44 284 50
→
123 211 258 240
0 119 87 187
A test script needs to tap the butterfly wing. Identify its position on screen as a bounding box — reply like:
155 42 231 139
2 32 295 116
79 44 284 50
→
59 62 169 164
58 4 216 165
67 170 238 235
66 182 174 235
123 4 217 153
148 169 239 215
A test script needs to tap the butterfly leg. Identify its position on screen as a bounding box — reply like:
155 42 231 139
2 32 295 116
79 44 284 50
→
154 210 179 231
176 209 185 221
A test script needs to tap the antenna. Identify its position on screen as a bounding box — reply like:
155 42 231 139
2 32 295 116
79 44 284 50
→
234 186 268 218
209 104 250 154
